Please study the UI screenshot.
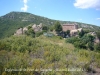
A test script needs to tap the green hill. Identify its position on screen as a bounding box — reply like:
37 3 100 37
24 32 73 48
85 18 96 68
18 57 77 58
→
0 11 100 39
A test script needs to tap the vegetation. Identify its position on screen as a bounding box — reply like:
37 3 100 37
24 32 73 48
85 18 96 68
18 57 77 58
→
25 27 35 38
54 21 62 33
0 11 100 75
0 35 100 75
0 11 100 39
78 29 85 38
66 30 70 36
42 25 48 32
96 31 100 41
66 34 96 50
95 43 100 52
35 31 43 37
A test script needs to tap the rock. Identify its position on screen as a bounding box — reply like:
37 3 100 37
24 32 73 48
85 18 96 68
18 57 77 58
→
14 28 23 35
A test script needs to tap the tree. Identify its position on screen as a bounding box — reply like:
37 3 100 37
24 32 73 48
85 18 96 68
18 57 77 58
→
88 42 94 50
42 26 48 32
54 21 62 33
35 31 43 37
81 34 95 50
75 41 87 49
95 43 100 52
78 30 84 38
87 34 95 42
66 30 70 37
49 26 54 31
25 28 35 38
96 31 100 42
28 26 32 30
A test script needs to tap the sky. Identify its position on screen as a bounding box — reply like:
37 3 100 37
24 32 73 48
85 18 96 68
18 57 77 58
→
0 0 100 26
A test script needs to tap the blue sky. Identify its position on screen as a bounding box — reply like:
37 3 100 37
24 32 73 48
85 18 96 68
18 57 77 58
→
0 0 100 26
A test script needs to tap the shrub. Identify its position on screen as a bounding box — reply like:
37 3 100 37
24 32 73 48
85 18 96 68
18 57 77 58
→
88 42 94 50
49 26 54 31
35 31 43 37
42 26 48 32
0 42 6 50
54 21 62 33
66 37 80 44
27 26 32 30
78 29 85 38
25 28 35 38
58 36 63 39
95 43 100 52
74 41 87 49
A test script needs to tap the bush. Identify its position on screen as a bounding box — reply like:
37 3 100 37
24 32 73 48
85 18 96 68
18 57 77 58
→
58 36 63 39
25 28 35 38
66 37 80 44
74 41 87 49
42 26 48 32
35 32 43 37
88 42 94 50
66 34 95 50
0 41 11 51
49 26 54 31
78 29 84 38
95 43 100 52
0 42 6 50
27 26 32 30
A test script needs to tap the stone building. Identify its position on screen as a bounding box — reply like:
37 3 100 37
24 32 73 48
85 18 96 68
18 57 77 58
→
61 24 83 37
62 24 78 32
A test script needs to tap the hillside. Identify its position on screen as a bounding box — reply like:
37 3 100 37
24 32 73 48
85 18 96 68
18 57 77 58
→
0 11 100 39
0 35 100 75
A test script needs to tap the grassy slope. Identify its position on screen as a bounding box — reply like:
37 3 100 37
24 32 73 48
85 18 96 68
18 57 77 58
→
0 35 100 75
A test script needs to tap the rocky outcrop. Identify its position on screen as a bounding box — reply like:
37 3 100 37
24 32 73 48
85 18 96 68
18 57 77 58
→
32 23 42 32
14 28 23 35
14 23 42 36
87 32 96 36
23 27 28 31
70 28 83 36
14 27 28 35
87 32 99 43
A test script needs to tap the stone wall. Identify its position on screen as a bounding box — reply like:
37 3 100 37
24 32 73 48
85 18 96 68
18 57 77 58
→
62 24 78 32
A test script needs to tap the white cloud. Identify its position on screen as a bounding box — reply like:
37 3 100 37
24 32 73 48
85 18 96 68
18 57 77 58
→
23 0 28 4
21 4 28 12
74 0 100 10
96 18 100 20
21 0 28 12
